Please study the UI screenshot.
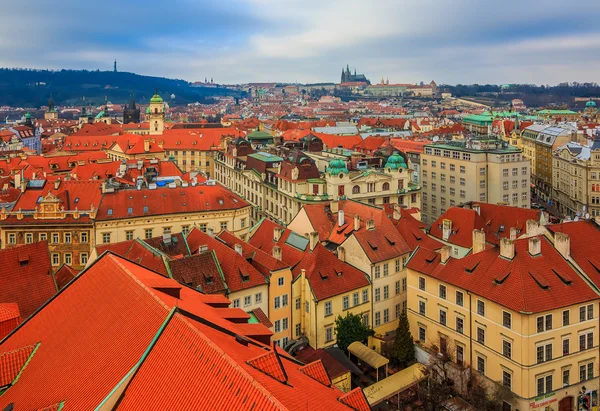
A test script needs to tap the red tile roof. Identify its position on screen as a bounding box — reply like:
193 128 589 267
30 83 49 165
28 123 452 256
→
96 184 248 220
407 235 599 313
295 346 350 380
13 180 102 212
251 307 273 328
338 387 371 411
0 242 56 318
96 239 169 277
0 344 36 388
217 230 288 276
53 264 78 290
0 303 21 340
167 251 227 294
299 359 332 386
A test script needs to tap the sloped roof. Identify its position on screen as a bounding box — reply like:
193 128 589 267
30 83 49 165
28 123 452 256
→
167 251 227 294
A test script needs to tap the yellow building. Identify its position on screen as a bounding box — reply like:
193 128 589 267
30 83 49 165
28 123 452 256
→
406 232 600 411
420 138 530 225
94 183 252 244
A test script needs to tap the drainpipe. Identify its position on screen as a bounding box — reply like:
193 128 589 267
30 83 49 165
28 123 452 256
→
467 291 473 374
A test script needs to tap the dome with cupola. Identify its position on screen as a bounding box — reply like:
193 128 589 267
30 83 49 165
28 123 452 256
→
586 99 597 108
326 158 348 175
150 93 163 103
384 153 407 170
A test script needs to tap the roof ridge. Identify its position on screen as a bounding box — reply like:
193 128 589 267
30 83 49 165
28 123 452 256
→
298 359 331 387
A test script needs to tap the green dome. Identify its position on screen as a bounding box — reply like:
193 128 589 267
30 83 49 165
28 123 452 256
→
150 93 163 103
25 112 31 119
326 158 348 175
586 100 597 108
385 153 407 170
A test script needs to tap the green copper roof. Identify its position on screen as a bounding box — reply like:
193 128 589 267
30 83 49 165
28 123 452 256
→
25 112 31 119
95 111 105 119
150 93 163 103
536 109 577 115
248 152 283 162
587 100 597 108
384 153 407 170
326 157 349 175
145 106 151 114
247 130 272 140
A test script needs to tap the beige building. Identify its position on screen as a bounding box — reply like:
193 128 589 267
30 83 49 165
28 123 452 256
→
407 232 600 411
553 140 600 218
420 138 530 224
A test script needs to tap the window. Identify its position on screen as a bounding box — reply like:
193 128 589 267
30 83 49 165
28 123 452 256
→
439 284 446 299
395 281 400 295
305 301 309 313
476 327 485 344
477 356 485 375
456 345 464 366
383 309 389 323
64 232 72 244
537 314 552 332
282 294 288 307
580 331 594 350
64 253 72 265
536 343 553 363
375 311 381 326
418 277 425 291
296 324 301 337
51 253 60 266
502 340 512 358
244 295 251 307
325 301 332 316
502 371 512 389
545 314 553 331
80 253 88 265
503 169 509 177
278 277 284 286
402 277 407 292
419 301 426 316
182 225 190 235
374 266 380 279
456 291 463 307
343 296 349 310
102 233 111 244
282 318 288 330
395 259 401 272
40 233 47 241
200 224 207 233
460 166 465 174
439 310 447 326
145 229 153 239
563 338 570 355
477 300 485 316
503 311 511 329
25 233 33 244
383 285 389 299
375 288 381 302
418 326 426 343
362 289 369 303
563 369 570 387
255 293 262 304
295 298 300 310
456 317 464 334
220 222 227 230
232 298 240 308
52 233 59 244
383 263 389 276
588 363 594 380
563 309 570 326
274 296 281 309
275 320 281 333
126 231 134 241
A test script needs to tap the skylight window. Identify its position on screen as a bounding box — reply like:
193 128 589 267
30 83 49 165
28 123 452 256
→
143 206 148 213
127 207 133 214
107 208 113 216
74 197 79 204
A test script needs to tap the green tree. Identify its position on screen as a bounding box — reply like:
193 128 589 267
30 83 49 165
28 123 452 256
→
390 310 415 367
334 312 373 352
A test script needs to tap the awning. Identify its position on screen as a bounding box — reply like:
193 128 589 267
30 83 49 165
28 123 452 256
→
347 341 389 369
362 363 425 406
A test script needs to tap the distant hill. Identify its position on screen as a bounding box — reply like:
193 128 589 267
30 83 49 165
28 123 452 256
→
0 68 243 107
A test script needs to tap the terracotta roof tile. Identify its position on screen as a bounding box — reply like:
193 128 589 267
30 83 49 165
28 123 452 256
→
299 359 331 386
251 307 273 328
338 387 371 411
0 344 36 388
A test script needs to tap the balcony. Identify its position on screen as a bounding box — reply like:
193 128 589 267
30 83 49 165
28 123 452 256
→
296 193 329 202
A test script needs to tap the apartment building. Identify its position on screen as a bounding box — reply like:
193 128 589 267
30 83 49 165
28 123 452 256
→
552 140 600 218
406 233 600 411
420 138 530 224
521 125 573 203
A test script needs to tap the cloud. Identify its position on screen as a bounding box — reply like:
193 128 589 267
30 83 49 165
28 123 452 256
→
0 0 600 84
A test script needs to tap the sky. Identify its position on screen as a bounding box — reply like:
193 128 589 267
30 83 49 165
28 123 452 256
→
2 0 600 85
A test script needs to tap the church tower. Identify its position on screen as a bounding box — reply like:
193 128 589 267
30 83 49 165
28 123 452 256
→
44 96 58 120
148 90 165 135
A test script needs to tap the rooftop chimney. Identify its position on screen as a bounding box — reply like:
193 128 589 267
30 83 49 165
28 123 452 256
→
272 245 282 261
442 219 452 241
273 227 283 242
528 237 541 256
509 227 517 240
472 230 486 254
366 219 375 231
526 220 540 237
330 201 339 214
554 232 570 259
440 245 452 264
234 243 243 255
207 227 214 237
338 209 345 227
393 204 401 220
354 214 360 231
54 178 61 190
309 231 319 251
500 238 515 260
144 139 150 152
338 246 346 262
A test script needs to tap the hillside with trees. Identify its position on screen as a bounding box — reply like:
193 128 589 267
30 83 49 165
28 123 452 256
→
0 68 243 107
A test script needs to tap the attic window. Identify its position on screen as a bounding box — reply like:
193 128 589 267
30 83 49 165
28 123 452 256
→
552 269 572 285
425 254 437 263
107 208 113 216
494 270 510 284
367 241 378 250
143 206 148 213
319 271 328 279
239 269 250 282
218 198 224 205
74 197 79 204
412 232 422 241
385 236 395 246
464 260 480 273
127 207 133 215
499 225 505 233
205 277 213 285
36 196 43 203
529 271 550 290
334 268 343 276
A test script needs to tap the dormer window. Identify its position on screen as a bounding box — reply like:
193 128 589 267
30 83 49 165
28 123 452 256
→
107 209 113 216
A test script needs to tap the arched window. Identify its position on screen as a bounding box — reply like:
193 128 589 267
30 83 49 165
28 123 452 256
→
352 185 360 194
382 182 390 191
155 108 159 114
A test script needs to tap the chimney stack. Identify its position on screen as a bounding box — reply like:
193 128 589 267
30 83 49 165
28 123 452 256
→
442 219 452 241
234 243 243 255
354 214 360 231
529 237 541 256
393 204 401 220
207 227 214 237
309 231 319 251
330 201 339 214
273 227 282 242
509 227 517 240
554 232 570 259
500 238 515 260
338 209 345 227
366 219 375 231
526 220 540 237
472 230 486 254
144 139 150 152
272 245 282 261
440 245 452 264
338 246 346 262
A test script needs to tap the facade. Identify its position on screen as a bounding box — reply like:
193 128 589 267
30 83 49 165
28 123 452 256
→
122 96 140 124
407 233 600 411
420 138 530 224
148 92 165 135
522 125 573 203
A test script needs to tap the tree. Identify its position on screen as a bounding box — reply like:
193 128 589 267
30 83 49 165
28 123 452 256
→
334 312 373 352
390 310 415 368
